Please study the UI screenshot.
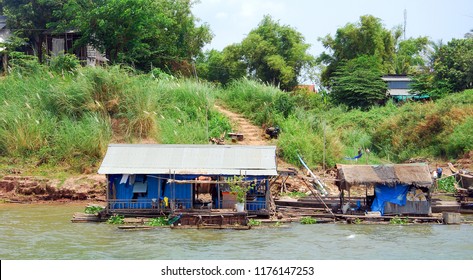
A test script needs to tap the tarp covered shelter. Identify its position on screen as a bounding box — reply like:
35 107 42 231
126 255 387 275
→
336 163 433 215
336 163 433 190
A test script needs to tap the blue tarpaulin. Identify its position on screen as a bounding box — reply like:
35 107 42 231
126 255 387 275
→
371 184 409 215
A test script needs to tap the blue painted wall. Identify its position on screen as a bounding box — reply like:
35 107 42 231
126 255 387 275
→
107 174 270 211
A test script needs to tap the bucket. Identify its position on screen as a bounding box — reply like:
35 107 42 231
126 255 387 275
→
235 203 245 212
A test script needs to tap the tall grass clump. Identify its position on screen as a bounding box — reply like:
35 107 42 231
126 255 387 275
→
1 63 230 172
446 117 473 158
220 79 280 126
51 114 112 168
276 110 343 168
371 90 473 161
6 52 45 76
48 53 81 75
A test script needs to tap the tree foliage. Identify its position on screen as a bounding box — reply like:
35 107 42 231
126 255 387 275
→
329 56 387 110
319 15 429 85
198 15 314 90
319 15 398 86
2 0 212 73
239 15 315 91
61 0 211 72
411 38 473 97
2 0 66 61
393 37 429 74
434 38 473 92
196 47 246 86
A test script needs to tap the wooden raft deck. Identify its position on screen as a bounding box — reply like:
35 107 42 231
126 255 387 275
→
71 213 107 223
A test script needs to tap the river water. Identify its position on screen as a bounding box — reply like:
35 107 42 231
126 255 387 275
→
1 203 472 260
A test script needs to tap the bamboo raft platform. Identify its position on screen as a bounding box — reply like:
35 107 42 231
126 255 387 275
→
277 196 472 214
337 214 444 224
117 225 156 230
171 224 251 230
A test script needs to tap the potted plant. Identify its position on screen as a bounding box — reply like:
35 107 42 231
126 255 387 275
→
226 175 252 212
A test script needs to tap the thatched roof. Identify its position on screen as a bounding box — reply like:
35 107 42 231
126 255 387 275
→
336 163 433 190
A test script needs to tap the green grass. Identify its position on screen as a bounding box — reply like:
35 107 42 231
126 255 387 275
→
0 65 231 172
248 219 262 226
285 191 308 199
107 214 124 224
1 62 472 174
147 217 169 226
390 216 409 225
300 216 317 224
218 79 473 169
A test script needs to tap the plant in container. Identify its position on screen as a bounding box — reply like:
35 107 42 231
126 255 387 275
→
225 175 252 212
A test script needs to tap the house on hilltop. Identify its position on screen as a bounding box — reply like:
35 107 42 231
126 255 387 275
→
43 30 108 66
382 75 429 102
0 15 106 67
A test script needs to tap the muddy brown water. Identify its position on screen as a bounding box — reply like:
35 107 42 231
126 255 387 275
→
1 203 472 260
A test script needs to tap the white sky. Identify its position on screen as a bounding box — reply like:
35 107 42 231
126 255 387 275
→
192 0 473 57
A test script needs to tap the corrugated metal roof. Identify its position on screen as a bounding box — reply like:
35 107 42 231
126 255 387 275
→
336 163 433 189
98 144 278 176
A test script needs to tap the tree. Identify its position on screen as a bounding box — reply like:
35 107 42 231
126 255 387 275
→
3 0 212 73
434 38 473 92
329 55 387 110
196 47 246 86
63 0 212 72
393 37 429 74
2 0 66 62
217 15 314 91
319 15 398 86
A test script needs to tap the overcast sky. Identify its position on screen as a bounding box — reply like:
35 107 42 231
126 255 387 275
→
192 0 473 57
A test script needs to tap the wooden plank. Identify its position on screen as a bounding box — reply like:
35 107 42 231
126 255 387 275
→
118 225 157 230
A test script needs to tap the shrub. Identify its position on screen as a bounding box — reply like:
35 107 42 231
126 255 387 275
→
84 205 104 214
390 216 409 225
48 53 81 74
7 52 44 75
446 117 473 158
107 214 124 224
437 176 456 193
300 216 317 224
248 219 262 226
147 217 169 226
0 66 228 172
285 191 308 199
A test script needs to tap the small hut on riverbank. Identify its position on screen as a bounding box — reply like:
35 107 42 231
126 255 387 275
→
98 144 277 220
336 163 433 216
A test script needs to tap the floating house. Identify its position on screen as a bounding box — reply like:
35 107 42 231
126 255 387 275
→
336 163 433 215
98 144 277 217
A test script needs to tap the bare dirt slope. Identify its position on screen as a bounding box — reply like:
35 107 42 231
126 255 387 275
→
214 104 268 146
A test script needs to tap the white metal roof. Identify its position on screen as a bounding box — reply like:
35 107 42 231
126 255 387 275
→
382 76 412 82
98 144 278 176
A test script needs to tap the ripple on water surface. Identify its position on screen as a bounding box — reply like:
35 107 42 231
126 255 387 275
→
1 204 472 259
